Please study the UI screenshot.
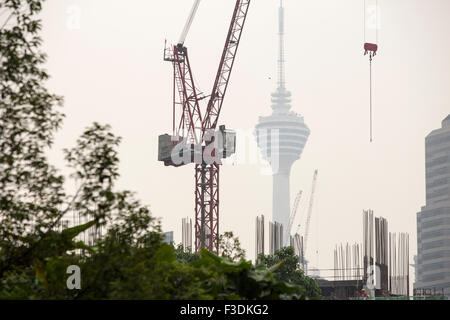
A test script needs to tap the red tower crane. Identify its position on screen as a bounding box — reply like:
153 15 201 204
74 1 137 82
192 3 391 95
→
159 0 251 253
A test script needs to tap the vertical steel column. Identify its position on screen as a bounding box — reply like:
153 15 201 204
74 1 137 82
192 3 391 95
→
195 163 219 253
256 215 265 263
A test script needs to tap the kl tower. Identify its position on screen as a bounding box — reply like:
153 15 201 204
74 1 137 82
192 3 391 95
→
255 0 310 247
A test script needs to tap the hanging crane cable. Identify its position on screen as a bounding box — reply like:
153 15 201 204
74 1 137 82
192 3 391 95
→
369 52 373 143
364 0 379 143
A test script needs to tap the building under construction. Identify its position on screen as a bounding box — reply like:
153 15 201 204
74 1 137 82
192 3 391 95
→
255 214 305 271
313 210 411 300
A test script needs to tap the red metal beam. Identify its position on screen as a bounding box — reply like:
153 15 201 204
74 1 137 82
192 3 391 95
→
195 163 219 253
201 0 251 136
170 46 203 145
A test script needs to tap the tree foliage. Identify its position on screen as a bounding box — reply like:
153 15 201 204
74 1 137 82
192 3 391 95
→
0 0 65 277
0 0 321 300
174 244 201 264
258 247 322 299
218 231 246 262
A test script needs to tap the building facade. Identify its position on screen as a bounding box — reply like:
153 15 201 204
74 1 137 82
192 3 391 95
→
416 115 450 295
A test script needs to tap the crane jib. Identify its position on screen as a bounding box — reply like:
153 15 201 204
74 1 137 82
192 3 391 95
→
165 0 251 146
201 0 251 137
178 0 202 46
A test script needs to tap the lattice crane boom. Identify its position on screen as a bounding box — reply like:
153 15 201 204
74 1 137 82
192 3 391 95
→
289 190 302 235
165 45 203 145
303 170 318 257
201 1 251 136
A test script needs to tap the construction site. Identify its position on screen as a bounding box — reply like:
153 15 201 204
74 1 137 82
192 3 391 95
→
154 0 423 300
2 0 450 309
50 0 449 300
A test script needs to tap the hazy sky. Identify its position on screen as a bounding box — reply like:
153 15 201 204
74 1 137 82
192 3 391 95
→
40 0 449 283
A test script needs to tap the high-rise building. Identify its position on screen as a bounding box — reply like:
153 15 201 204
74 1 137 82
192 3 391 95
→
416 114 450 295
163 231 174 245
182 217 193 252
255 0 310 246
255 215 265 262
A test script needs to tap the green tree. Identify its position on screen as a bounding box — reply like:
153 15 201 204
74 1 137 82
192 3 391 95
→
218 231 246 262
0 0 156 295
0 121 163 299
0 0 65 277
258 247 322 299
0 0 320 301
175 231 246 264
174 244 201 264
190 249 306 300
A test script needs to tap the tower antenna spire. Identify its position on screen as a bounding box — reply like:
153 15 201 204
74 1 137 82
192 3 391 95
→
278 0 285 90
256 0 310 248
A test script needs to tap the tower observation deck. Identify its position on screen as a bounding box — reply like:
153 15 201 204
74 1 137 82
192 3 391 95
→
255 0 310 247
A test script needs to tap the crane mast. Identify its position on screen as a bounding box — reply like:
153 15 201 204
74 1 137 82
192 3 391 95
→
160 0 251 253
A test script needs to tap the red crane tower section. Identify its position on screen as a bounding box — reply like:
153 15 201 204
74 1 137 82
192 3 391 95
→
159 0 251 253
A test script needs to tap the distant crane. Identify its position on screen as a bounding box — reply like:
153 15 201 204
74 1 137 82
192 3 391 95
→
303 170 318 257
295 170 318 258
289 190 302 236
158 0 251 253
